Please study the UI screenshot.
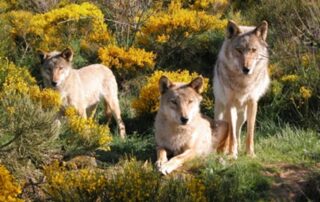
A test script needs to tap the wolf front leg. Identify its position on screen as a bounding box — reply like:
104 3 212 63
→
246 100 257 157
225 104 238 159
155 147 168 169
77 106 87 118
158 149 195 175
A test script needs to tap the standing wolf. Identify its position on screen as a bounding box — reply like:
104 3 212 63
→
39 48 126 138
213 20 270 158
155 76 229 175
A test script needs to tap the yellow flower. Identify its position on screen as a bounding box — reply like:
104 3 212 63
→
301 53 311 68
300 86 312 100
268 63 278 76
0 60 61 111
0 165 23 202
271 80 283 96
29 87 61 110
136 1 227 47
280 74 299 82
132 70 209 115
65 107 112 149
98 45 156 70
191 0 228 10
0 61 36 95
156 34 170 43
43 160 107 199
185 176 207 202
4 3 113 51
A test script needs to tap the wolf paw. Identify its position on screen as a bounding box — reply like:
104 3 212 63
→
227 153 238 160
155 159 167 169
158 161 178 175
246 151 256 158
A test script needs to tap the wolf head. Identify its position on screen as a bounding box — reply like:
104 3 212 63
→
224 20 268 75
158 76 203 125
38 48 73 88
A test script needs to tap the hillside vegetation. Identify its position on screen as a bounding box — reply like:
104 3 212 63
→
0 0 319 201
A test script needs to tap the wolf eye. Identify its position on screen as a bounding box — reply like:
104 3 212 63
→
252 48 257 52
170 100 177 105
236 47 243 53
188 99 193 104
58 66 63 70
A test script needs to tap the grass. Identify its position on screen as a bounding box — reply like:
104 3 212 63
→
256 126 320 164
91 123 320 201
96 134 156 165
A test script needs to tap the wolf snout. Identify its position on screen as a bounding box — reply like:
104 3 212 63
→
242 67 250 75
51 81 58 87
180 116 189 125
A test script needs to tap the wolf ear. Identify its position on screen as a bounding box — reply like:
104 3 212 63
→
254 20 268 41
159 76 173 94
226 20 241 38
38 50 47 64
188 76 203 94
61 48 73 62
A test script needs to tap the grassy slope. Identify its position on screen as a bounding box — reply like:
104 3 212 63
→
98 121 320 201
90 84 320 201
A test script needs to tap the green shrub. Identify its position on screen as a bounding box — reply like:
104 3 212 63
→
158 174 207 202
102 158 161 201
0 94 61 179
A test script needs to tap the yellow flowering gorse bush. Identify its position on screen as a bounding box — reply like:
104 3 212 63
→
136 1 226 47
0 165 22 202
0 60 61 110
41 158 212 201
4 10 33 37
98 45 156 70
185 176 207 202
0 0 17 11
4 2 112 51
29 87 61 110
104 159 160 201
64 107 112 150
43 160 107 201
132 70 209 115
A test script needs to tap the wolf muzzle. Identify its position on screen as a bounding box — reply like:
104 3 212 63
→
51 81 58 87
242 67 250 75
180 116 189 125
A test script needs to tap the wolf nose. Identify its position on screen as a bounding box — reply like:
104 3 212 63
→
51 81 58 87
242 67 250 74
180 117 189 125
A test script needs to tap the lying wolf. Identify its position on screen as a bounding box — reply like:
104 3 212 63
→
155 76 229 175
214 20 270 158
39 48 126 138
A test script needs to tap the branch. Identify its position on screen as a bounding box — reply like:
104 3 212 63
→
0 131 23 150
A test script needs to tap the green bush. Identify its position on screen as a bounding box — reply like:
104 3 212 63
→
0 94 61 179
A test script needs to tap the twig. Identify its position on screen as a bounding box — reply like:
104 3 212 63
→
0 131 23 150
57 16 91 25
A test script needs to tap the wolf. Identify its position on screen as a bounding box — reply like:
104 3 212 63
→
213 20 270 159
155 76 229 175
39 48 126 138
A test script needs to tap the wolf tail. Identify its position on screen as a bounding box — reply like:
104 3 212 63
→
212 120 230 153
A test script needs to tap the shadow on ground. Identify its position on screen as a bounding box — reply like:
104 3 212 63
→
96 135 157 165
